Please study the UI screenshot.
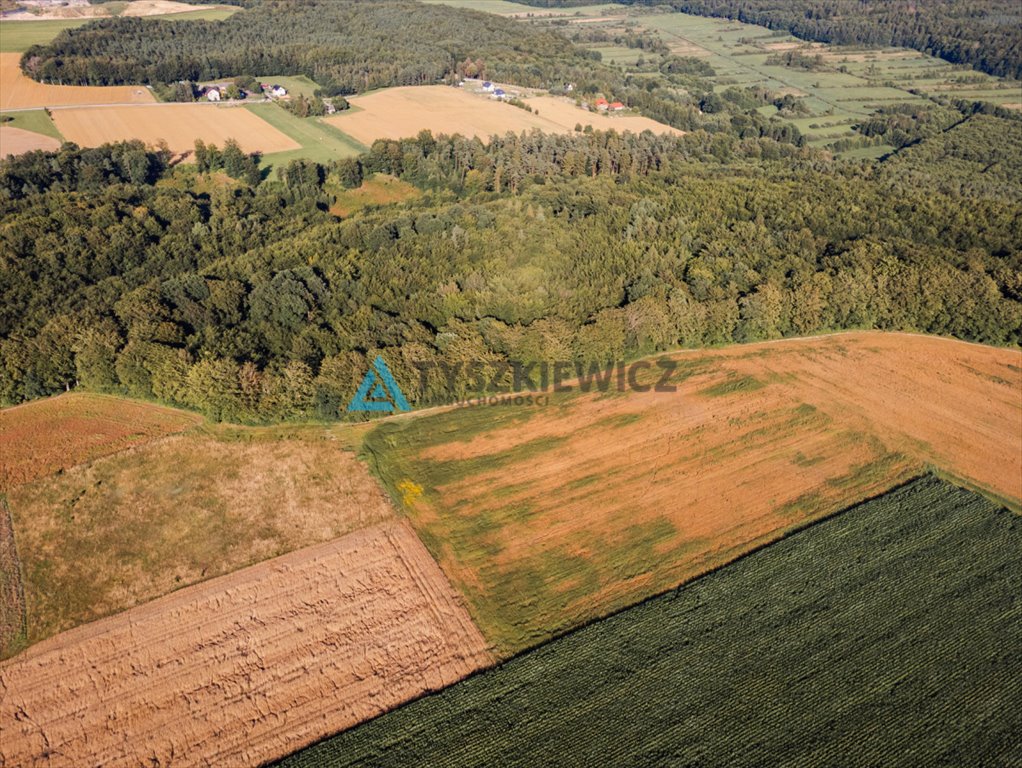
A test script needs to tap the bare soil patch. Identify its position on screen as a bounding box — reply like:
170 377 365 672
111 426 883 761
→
50 103 300 157
0 52 155 110
0 392 199 491
0 125 59 156
0 520 491 767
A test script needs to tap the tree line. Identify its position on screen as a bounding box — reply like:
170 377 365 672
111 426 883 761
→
1 117 1018 421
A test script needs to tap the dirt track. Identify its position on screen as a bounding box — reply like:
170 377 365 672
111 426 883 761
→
0 520 491 768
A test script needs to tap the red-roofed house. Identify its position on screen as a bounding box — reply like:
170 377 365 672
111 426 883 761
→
609 101 625 111
594 97 609 111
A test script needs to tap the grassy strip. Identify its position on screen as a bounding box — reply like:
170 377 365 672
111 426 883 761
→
0 108 63 140
244 102 365 175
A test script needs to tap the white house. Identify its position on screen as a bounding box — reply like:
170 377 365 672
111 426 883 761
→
205 88 221 102
482 81 494 92
270 85 288 98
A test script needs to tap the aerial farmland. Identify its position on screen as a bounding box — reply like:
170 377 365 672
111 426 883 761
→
1 0 1020 764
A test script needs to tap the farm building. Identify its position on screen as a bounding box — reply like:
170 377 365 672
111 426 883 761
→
492 88 506 100
594 97 609 111
270 85 288 98
482 82 494 92
205 88 221 102
609 102 625 111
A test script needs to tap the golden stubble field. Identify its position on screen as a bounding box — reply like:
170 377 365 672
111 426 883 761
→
367 332 1022 654
50 103 301 157
327 85 684 144
0 520 491 768
0 53 155 110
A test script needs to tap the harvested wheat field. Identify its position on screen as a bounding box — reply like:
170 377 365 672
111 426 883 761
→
0 53 154 110
0 392 200 491
4 431 396 650
0 520 491 768
326 85 683 144
0 125 60 156
366 331 1022 654
50 103 300 157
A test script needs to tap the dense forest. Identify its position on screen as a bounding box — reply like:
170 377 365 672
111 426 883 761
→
510 0 1022 79
22 0 596 93
2 113 1019 421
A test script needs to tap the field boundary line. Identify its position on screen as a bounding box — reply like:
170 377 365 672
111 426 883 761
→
0 496 27 659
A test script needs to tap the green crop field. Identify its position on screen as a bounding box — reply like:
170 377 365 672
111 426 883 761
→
243 102 365 175
0 108 62 140
0 19 93 51
277 476 1022 767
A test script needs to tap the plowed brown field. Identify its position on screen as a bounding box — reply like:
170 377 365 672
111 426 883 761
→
51 103 300 157
367 331 1022 653
0 520 491 768
0 53 155 110
0 392 200 491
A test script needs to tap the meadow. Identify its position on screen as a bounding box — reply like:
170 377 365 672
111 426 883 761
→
3 428 398 651
245 101 366 173
0 392 199 491
0 107 61 139
362 332 1021 654
277 476 1022 767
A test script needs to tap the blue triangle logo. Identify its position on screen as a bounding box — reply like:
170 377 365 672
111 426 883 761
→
348 356 411 413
